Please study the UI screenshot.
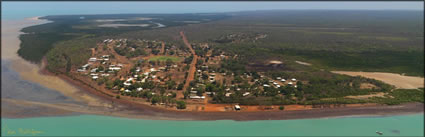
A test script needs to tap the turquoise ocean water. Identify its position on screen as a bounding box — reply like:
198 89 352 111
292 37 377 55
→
2 114 424 136
2 2 424 136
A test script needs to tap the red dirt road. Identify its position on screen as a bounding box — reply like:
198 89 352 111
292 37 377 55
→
180 31 198 93
160 42 165 55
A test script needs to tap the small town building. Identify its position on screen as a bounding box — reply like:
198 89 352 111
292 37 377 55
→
234 105 241 110
88 57 97 62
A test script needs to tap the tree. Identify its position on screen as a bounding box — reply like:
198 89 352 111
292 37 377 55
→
177 83 184 90
176 101 186 109
151 95 160 104
279 106 285 110
166 58 173 66
183 90 190 99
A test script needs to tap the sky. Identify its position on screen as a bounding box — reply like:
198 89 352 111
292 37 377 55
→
2 2 423 19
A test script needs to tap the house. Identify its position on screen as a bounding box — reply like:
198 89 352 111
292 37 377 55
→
190 91 198 94
276 77 282 80
82 64 90 68
291 78 296 81
126 77 134 82
109 67 121 71
276 85 281 88
209 76 215 82
225 93 232 97
92 75 98 80
243 92 250 96
150 68 157 72
124 89 131 93
281 79 286 82
88 57 97 62
123 82 131 86
234 105 241 110
263 84 271 87
189 96 201 99
77 69 86 72
90 68 98 73
288 82 293 85
137 88 143 91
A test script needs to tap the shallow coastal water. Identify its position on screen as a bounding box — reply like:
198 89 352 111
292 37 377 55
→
2 114 423 136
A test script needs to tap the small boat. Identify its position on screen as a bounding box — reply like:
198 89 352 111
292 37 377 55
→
376 131 383 135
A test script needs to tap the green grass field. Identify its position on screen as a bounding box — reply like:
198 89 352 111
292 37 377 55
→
148 56 182 62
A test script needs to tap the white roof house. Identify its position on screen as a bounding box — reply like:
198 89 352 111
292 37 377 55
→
137 88 143 91
82 64 90 68
243 92 250 96
263 84 271 87
123 82 131 86
90 68 98 73
88 57 97 62
292 78 296 81
276 77 282 80
190 91 198 94
109 67 121 71
92 76 99 79
225 93 232 97
288 82 293 85
126 77 134 82
234 105 241 110
189 96 202 99
281 79 286 82
124 89 131 93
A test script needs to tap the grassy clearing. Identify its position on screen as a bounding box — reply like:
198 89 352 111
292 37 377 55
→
148 56 182 62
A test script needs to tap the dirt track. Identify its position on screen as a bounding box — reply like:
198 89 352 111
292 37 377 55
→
180 31 198 92
160 42 165 55
332 71 424 89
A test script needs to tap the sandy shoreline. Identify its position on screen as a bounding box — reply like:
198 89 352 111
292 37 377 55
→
2 17 424 121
